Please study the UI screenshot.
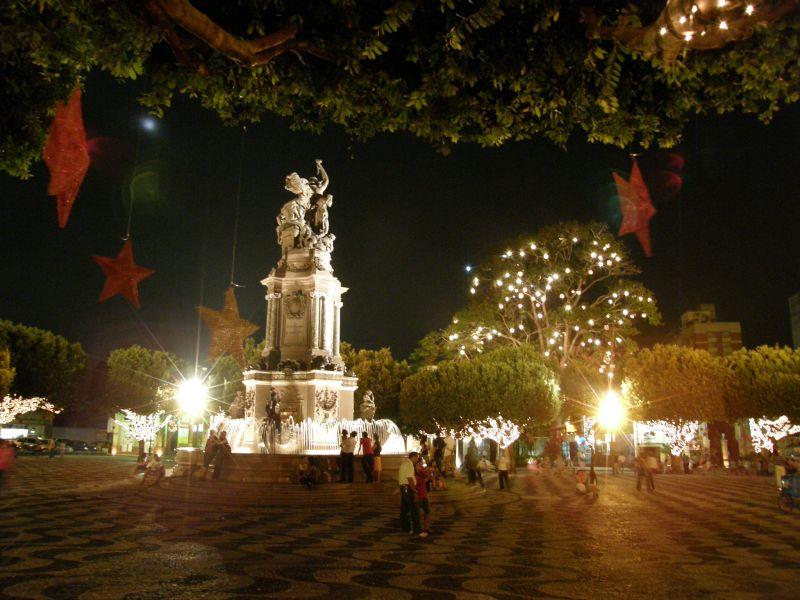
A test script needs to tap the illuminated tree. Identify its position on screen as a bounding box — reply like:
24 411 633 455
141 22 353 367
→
3 2 799 178
114 408 172 450
0 395 60 426
340 343 411 422
432 222 660 377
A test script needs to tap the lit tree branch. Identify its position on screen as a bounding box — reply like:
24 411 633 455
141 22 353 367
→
0 395 60 426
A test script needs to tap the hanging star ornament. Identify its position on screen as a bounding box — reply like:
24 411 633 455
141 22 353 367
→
92 239 155 309
198 287 258 366
613 158 657 256
43 89 90 228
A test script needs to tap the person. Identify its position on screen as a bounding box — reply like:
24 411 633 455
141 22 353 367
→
0 440 15 493
200 430 218 480
133 450 148 475
588 464 599 500
142 453 165 486
635 454 655 493
496 450 510 490
415 460 431 537
398 452 422 536
466 439 484 488
340 431 356 483
419 437 430 466
433 433 445 474
48 438 56 459
682 452 690 474
339 430 349 482
444 433 456 476
212 431 231 480
372 434 383 483
297 457 318 489
59 440 66 457
358 431 374 483
614 453 625 475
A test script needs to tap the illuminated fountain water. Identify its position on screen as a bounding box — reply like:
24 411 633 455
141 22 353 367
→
210 414 407 455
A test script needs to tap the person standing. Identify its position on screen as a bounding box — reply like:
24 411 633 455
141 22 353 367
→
466 439 484 487
48 439 56 459
200 430 218 480
372 435 383 483
341 431 356 483
415 460 431 537
339 430 349 482
496 451 510 490
212 431 231 481
635 454 655 493
358 431 374 483
444 433 456 476
398 452 422 536
433 433 445 475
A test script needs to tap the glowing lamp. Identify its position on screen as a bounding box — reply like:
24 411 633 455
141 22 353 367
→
597 390 625 431
177 378 208 418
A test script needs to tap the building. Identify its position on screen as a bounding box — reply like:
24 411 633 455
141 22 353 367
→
790 292 800 349
679 303 742 357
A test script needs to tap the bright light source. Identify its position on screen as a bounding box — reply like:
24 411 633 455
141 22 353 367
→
177 378 208 418
464 264 472 273
141 116 157 131
597 390 625 431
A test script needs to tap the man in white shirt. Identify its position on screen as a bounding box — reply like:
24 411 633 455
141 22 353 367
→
444 434 456 476
341 431 357 483
398 452 421 535
496 451 510 490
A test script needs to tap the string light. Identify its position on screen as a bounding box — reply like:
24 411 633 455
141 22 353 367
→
748 416 800 453
0 395 60 425
640 420 699 456
115 409 172 442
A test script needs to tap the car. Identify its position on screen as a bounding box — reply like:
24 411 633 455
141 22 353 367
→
63 439 88 453
14 437 49 454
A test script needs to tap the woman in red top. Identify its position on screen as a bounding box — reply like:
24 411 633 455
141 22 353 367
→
415 461 431 537
358 431 374 483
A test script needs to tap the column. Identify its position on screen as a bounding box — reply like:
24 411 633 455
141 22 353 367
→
309 292 322 349
320 297 329 352
266 292 281 351
333 300 343 357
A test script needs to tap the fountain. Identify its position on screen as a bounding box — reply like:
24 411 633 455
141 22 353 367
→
176 160 408 482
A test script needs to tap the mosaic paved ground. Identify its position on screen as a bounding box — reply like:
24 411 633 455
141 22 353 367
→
0 456 797 599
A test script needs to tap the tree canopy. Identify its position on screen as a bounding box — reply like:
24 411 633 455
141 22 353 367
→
623 344 728 422
340 342 411 422
104 344 181 413
0 320 87 410
400 345 560 431
3 1 799 178
0 348 15 399
724 345 800 420
415 222 660 376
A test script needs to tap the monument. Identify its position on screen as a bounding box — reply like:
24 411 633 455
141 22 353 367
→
243 159 358 427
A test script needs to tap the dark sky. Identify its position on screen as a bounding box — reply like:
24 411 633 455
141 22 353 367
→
1 74 799 368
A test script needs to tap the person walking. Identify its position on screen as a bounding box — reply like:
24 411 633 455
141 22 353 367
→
635 454 655 493
372 435 383 483
496 451 510 490
58 440 66 457
398 452 422 536
358 431 374 483
212 431 231 481
466 440 484 487
341 431 356 483
200 430 218 480
47 438 56 458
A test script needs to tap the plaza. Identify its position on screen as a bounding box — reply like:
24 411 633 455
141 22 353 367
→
1 456 797 599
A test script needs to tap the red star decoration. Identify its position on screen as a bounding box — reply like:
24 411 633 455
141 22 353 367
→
198 287 259 366
613 159 657 256
43 89 90 228
92 240 155 309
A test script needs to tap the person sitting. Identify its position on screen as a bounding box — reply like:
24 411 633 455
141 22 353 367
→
133 450 147 475
142 453 165 486
297 456 318 489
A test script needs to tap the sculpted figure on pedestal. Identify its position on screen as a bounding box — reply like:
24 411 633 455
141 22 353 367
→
359 390 376 421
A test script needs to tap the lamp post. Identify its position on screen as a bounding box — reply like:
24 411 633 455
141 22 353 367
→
176 377 208 448
596 389 626 462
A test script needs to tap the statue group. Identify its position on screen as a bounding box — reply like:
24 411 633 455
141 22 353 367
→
276 159 336 256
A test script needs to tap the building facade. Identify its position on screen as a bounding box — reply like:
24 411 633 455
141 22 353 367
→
679 303 742 357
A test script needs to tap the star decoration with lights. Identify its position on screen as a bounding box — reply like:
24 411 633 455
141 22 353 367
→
613 159 656 256
43 89 90 228
92 239 155 309
198 287 258 365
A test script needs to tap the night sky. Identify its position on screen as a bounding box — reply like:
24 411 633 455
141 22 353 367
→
1 74 799 368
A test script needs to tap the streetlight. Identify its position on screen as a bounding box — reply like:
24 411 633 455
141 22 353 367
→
177 378 208 447
597 389 625 431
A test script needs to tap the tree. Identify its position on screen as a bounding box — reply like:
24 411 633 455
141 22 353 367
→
724 345 800 420
3 2 799 178
400 345 560 432
622 344 728 422
427 222 660 377
340 342 411 422
0 320 87 411
104 345 180 413
0 348 15 399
